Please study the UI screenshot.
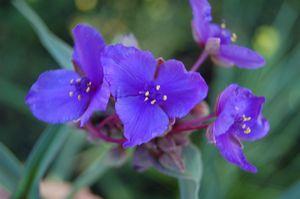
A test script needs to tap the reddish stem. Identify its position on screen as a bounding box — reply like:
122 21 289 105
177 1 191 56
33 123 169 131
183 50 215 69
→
190 51 209 72
96 114 118 129
180 114 216 127
172 124 209 133
170 114 215 135
86 123 126 144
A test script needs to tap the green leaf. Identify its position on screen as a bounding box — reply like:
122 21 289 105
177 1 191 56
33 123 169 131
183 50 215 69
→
12 125 70 199
0 78 27 114
154 144 202 199
67 144 112 198
48 130 86 180
279 181 300 199
12 0 72 69
0 143 22 192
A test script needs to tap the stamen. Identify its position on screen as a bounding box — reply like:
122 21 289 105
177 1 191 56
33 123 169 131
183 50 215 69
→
242 124 246 129
163 95 167 101
76 78 81 83
244 127 251 134
144 97 149 101
86 87 91 93
242 114 251 122
231 33 238 42
150 99 156 105
156 85 161 91
145 91 150 97
87 81 92 86
77 95 82 101
70 79 74 84
69 91 74 97
221 22 226 29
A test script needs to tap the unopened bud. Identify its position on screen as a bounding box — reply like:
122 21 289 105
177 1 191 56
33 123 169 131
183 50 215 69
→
205 37 221 55
191 101 210 117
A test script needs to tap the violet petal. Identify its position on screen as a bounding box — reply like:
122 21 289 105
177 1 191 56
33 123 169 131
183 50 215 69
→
115 96 169 148
155 59 208 118
26 70 90 123
216 132 257 173
217 44 266 69
72 24 106 84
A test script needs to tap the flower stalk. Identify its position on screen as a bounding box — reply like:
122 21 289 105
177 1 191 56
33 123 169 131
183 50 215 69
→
190 51 209 71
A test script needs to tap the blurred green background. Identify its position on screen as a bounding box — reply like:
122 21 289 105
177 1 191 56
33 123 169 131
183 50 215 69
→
1 0 300 198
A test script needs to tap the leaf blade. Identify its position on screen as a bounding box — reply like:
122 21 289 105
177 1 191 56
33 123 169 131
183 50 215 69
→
12 125 70 199
0 143 22 192
12 0 73 69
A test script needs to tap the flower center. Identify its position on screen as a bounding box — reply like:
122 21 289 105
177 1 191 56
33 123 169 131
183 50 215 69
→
239 114 252 134
139 84 167 105
68 77 92 101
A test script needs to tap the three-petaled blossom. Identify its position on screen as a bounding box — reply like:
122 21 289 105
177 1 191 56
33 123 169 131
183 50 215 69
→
26 24 110 126
207 84 269 172
189 0 265 69
102 44 208 147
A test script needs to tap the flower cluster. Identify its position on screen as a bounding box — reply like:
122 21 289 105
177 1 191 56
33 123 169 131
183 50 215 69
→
26 0 269 173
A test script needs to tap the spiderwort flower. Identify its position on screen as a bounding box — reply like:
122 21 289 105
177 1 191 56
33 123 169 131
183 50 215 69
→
189 0 265 69
102 44 208 147
207 84 269 172
26 24 110 126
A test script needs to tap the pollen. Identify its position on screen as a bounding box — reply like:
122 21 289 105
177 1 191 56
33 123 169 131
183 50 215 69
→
150 99 156 105
231 33 238 42
87 81 92 86
163 95 167 101
144 97 149 101
221 22 226 29
76 78 81 83
242 124 246 129
70 79 74 84
242 115 251 122
156 85 161 91
69 91 74 97
145 91 150 97
86 87 91 93
77 95 82 101
244 127 251 134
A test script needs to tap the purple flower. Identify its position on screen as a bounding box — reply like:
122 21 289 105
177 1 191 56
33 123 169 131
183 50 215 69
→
102 44 208 147
189 0 265 69
26 24 110 126
207 84 269 172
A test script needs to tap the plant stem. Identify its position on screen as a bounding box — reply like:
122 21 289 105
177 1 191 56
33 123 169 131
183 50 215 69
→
170 114 215 134
96 114 118 129
190 51 209 71
172 124 209 133
85 123 125 144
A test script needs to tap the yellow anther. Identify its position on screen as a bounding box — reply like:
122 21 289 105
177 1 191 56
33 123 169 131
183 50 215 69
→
163 95 167 101
231 33 238 42
150 99 156 105
244 127 251 134
86 87 91 93
144 97 149 101
70 79 74 84
69 91 74 97
242 114 251 122
221 22 226 29
156 85 161 91
77 95 82 101
145 91 150 96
